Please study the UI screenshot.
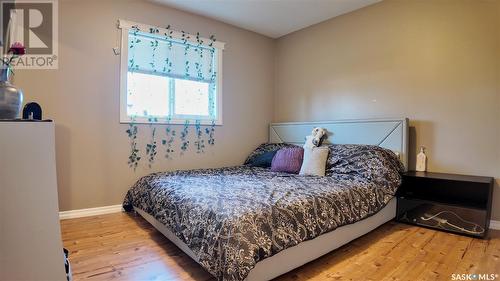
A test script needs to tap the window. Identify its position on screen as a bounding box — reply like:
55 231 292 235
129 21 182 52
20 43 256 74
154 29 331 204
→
119 20 224 125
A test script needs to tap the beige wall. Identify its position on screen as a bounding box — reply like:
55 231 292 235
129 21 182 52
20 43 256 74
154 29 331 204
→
15 0 275 211
13 0 500 220
275 0 500 219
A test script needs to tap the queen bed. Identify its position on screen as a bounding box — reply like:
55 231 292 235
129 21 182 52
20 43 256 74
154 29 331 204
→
123 118 409 281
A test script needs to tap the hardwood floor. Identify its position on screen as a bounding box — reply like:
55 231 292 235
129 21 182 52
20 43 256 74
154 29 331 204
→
60 212 500 281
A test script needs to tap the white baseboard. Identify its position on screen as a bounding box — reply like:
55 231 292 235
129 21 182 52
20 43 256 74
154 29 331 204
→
490 220 500 230
58 205 500 231
59 204 123 220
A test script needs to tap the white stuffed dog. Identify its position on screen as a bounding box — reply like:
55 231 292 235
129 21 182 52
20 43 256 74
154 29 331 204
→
304 127 328 149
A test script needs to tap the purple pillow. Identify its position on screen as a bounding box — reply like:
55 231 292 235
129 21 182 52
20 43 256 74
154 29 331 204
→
271 147 304 174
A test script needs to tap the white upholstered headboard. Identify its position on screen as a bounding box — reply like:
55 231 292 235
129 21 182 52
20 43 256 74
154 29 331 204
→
269 118 409 170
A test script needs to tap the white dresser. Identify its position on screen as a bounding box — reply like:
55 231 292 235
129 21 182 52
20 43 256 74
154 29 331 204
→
0 121 67 281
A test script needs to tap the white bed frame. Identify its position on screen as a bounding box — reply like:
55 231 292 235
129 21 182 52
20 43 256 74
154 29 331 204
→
135 118 409 281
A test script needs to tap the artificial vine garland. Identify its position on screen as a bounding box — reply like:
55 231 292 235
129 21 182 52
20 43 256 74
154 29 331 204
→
194 120 205 153
180 120 190 154
150 39 158 72
145 118 158 168
124 22 219 170
162 118 176 159
206 120 216 146
125 119 217 169
126 121 141 170
128 26 140 71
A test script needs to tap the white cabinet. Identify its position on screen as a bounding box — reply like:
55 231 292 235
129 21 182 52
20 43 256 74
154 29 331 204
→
0 121 66 281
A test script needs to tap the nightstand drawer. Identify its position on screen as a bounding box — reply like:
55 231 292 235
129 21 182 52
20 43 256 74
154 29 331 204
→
397 197 488 238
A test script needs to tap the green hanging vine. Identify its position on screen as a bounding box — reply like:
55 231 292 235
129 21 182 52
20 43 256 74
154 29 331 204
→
185 60 190 77
195 62 202 80
195 32 204 80
162 25 173 74
162 117 176 159
208 34 216 47
180 120 190 154
128 25 140 72
165 25 174 50
150 39 158 72
126 121 141 170
194 120 205 153
206 120 216 146
181 31 190 55
208 35 216 76
149 27 159 72
145 118 158 168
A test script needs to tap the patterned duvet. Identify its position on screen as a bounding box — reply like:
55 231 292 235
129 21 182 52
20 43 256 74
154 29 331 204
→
123 144 404 280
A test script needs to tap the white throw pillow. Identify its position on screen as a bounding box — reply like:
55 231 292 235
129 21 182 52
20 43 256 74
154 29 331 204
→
299 147 329 176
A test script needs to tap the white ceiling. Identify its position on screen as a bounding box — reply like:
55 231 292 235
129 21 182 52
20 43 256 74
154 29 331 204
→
153 0 382 38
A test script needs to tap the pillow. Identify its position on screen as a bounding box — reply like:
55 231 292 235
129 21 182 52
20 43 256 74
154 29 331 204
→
271 147 304 174
246 150 277 168
325 144 405 183
244 143 298 165
299 147 329 176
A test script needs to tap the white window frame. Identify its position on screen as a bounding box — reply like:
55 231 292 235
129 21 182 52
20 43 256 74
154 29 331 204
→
118 19 224 125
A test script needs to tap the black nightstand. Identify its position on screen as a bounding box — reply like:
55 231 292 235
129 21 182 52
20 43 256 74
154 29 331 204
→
396 171 494 238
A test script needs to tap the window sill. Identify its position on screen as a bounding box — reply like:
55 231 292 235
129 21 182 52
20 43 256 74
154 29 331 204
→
120 117 222 126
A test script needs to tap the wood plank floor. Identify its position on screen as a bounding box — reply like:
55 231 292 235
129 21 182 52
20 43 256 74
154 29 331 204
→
60 212 500 281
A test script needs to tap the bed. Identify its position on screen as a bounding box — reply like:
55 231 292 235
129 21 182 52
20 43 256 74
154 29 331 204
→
123 118 409 281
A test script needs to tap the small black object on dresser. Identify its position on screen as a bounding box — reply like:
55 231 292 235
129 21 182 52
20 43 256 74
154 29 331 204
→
396 171 494 238
22 102 43 120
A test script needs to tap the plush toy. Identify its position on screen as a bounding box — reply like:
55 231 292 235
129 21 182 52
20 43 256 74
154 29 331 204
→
304 127 328 149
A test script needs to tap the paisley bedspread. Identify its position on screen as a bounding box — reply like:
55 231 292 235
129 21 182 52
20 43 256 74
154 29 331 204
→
123 145 404 280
